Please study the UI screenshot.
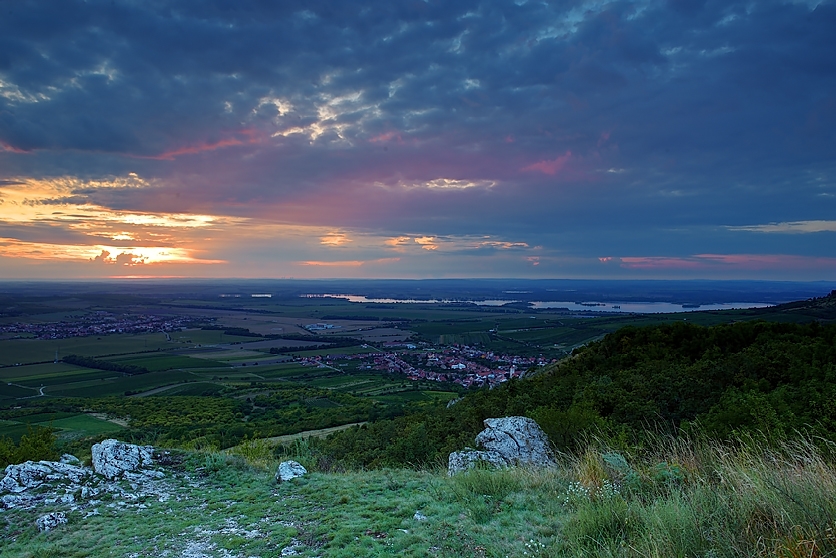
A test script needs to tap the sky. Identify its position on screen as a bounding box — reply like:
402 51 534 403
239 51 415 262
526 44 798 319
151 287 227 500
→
0 0 834 280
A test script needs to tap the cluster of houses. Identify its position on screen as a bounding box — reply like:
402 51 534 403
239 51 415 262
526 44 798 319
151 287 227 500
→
293 343 556 389
0 312 193 340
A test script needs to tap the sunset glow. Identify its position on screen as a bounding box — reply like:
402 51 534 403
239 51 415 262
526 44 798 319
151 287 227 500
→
0 1 832 280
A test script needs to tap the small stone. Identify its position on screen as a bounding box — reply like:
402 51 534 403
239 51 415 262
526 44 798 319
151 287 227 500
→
36 511 67 532
59 454 81 465
413 511 428 521
275 461 307 483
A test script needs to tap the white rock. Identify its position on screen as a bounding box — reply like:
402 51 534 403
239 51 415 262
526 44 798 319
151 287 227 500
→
413 511 428 521
475 416 555 467
36 511 67 532
1 461 91 493
1 494 22 509
91 439 155 480
60 454 81 465
275 461 307 483
447 416 555 475
447 449 507 475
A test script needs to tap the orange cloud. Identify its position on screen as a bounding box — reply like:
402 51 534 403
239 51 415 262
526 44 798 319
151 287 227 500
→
414 236 438 250
0 237 223 265
320 232 353 246
297 257 400 267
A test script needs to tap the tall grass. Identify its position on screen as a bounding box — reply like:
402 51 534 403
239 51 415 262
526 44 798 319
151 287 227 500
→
556 433 836 557
441 432 836 557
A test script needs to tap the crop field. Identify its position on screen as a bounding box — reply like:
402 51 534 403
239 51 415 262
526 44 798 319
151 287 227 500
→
15 369 117 388
287 346 377 357
0 333 172 366
0 384 36 400
45 369 199 398
39 414 124 435
3 281 817 455
0 362 94 381
166 329 261 345
107 354 229 371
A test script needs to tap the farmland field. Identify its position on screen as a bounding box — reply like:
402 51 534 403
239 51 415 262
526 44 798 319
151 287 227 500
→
1 279 826 451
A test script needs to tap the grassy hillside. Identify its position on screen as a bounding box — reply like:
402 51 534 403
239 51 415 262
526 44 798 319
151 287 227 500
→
314 319 836 468
3 434 836 557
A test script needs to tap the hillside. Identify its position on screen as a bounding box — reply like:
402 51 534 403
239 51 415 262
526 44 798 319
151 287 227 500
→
3 291 836 556
313 317 836 468
3 434 836 557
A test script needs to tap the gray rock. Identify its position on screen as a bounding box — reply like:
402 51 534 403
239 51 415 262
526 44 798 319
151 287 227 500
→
1 461 91 493
91 439 155 480
447 449 507 475
36 511 67 532
413 511 428 521
1 494 22 509
59 454 81 465
447 416 555 475
475 416 555 467
275 460 307 483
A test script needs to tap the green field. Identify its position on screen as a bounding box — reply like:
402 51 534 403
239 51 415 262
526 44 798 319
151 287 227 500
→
39 414 124 435
0 333 172 366
107 354 229 371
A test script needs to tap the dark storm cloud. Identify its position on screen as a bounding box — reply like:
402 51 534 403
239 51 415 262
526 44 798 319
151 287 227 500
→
1 0 834 277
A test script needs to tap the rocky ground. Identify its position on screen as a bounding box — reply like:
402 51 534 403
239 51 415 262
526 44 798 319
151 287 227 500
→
0 419 563 557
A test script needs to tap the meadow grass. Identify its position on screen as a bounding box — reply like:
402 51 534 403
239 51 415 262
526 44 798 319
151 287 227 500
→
2 433 836 557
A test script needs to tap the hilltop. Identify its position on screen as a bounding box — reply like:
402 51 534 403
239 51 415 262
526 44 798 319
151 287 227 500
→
2 288 836 556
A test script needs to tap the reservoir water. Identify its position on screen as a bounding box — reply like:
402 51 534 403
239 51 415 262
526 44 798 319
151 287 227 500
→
301 294 772 314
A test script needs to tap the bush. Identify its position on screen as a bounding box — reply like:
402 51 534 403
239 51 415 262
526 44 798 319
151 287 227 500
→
0 426 58 467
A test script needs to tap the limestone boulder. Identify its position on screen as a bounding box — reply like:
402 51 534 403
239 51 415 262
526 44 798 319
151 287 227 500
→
275 460 307 483
91 439 155 480
447 449 507 475
475 416 555 467
1 460 91 493
447 416 555 475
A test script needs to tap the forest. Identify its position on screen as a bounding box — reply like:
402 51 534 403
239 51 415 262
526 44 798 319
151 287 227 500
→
311 319 836 468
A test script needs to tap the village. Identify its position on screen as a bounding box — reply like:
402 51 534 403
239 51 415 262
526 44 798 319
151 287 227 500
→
0 312 194 340
295 342 556 389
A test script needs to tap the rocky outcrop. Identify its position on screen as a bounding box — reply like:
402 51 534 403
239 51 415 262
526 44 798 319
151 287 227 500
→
448 416 555 475
275 460 307 483
475 416 555 467
0 460 91 493
91 439 156 480
1 439 170 528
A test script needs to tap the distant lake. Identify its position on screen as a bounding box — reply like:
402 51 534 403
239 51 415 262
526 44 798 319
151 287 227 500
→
301 294 773 314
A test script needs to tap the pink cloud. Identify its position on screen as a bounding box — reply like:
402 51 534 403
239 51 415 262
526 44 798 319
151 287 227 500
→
369 131 403 144
522 151 572 175
141 129 262 160
619 254 836 271
619 257 704 270
0 141 32 154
